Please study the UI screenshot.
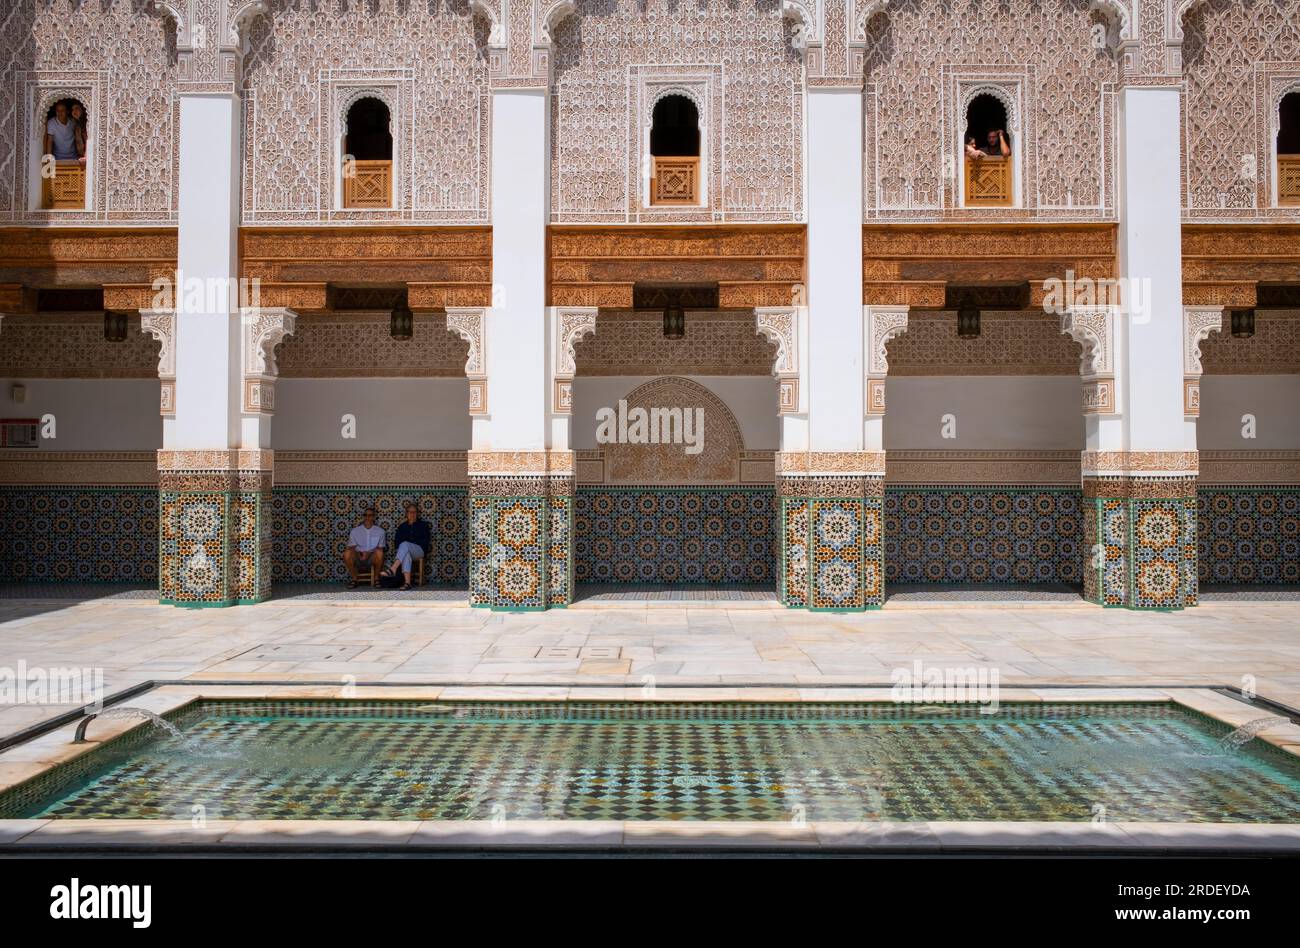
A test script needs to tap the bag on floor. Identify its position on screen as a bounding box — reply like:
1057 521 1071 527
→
378 570 403 589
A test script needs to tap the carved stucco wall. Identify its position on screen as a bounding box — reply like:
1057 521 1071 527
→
1181 0 1300 220
549 0 804 223
0 1 177 223
573 312 778 375
239 1 491 223
862 0 1117 221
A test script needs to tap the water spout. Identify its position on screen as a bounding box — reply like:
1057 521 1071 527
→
72 707 183 744
1218 716 1289 751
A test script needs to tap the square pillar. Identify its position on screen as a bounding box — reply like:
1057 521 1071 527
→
158 450 273 607
468 453 574 610
778 453 884 610
1079 86 1198 610
1082 469 1197 610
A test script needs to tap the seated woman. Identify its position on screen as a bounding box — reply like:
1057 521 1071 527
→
382 501 431 590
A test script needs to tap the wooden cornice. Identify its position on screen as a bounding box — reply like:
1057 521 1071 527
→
548 224 806 309
862 223 1117 308
0 228 177 302
1182 224 1300 307
239 226 493 311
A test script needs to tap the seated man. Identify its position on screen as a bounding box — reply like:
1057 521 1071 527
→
383 501 431 590
343 507 385 589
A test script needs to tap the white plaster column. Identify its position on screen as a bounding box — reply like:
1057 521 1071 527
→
1115 87 1187 458
482 88 550 454
174 92 243 452
806 87 865 454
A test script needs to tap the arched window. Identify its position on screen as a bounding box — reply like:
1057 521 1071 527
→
41 97 88 209
343 97 393 209
963 93 1013 208
649 94 701 206
1278 91 1300 206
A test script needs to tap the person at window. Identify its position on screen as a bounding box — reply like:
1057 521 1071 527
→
44 101 80 163
343 506 386 589
965 136 984 161
982 128 1010 159
382 501 430 590
69 101 88 163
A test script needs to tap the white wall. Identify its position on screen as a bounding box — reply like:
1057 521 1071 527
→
0 379 162 450
883 377 1083 450
571 377 779 450
272 378 472 450
1199 376 1300 450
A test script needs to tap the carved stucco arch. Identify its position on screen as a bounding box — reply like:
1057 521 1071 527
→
1270 81 1300 140
468 0 506 47
603 376 747 485
1087 0 1132 42
446 307 489 415
647 85 707 126
33 87 90 128
1172 0 1210 43
149 1 186 34
960 83 1021 137
782 0 821 53
339 87 397 136
852 0 890 44
537 0 577 45
228 1 270 54
1059 308 1114 379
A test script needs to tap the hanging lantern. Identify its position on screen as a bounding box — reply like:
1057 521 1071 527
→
1230 308 1255 339
957 297 981 339
390 297 413 340
662 298 685 339
103 310 128 342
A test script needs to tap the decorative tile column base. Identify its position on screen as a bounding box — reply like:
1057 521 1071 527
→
777 454 885 610
158 450 273 607
1083 473 1197 610
468 453 574 610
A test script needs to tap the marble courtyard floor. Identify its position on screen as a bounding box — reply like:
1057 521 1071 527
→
1 593 1297 744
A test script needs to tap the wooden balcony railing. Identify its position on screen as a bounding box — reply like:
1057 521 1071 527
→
41 161 86 210
343 159 392 208
650 156 700 206
1280 155 1300 207
964 156 1013 207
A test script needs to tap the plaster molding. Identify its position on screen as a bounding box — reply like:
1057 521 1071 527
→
1183 305 1225 377
1059 306 1116 379
864 305 910 377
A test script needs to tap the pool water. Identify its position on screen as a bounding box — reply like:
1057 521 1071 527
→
4 701 1300 823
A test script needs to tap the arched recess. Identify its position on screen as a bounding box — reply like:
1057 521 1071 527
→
1272 85 1300 207
602 376 746 485
959 85 1021 208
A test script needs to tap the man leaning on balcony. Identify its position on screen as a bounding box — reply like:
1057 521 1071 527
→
343 507 386 589
981 128 1010 159
45 101 83 165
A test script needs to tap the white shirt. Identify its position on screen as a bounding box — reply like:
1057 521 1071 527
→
47 116 78 160
348 524 385 553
